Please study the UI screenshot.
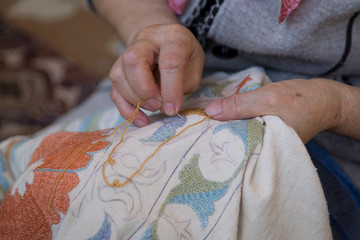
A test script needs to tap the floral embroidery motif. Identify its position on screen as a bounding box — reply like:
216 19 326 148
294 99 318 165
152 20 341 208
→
141 119 263 239
141 115 186 143
187 80 233 99
0 67 272 239
0 130 110 239
89 213 112 240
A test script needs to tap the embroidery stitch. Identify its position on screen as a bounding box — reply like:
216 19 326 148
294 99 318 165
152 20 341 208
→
141 119 264 239
102 109 211 188
48 100 142 209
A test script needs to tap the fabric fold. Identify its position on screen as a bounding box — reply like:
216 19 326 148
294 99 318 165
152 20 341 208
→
239 116 332 239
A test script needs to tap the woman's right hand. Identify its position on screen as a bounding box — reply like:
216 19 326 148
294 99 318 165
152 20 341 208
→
109 24 204 126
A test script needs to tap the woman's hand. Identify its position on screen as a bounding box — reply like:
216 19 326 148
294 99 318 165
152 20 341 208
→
205 78 360 143
109 24 204 126
94 0 204 126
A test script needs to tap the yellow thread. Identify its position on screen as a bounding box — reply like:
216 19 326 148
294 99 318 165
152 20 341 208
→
108 158 115 165
102 103 140 187
102 114 210 187
48 100 142 210
48 99 211 209
179 108 207 116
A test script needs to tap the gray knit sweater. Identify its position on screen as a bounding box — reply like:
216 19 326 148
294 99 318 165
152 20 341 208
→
180 0 360 186
181 0 360 76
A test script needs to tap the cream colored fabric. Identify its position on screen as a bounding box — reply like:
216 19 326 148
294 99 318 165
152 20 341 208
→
0 67 332 239
239 116 332 240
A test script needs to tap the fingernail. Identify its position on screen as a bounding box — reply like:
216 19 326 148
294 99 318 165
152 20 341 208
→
146 98 161 110
134 118 147 127
205 100 222 117
164 102 176 116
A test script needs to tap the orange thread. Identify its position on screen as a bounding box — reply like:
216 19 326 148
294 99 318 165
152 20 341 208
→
48 99 211 209
235 74 253 94
102 113 210 187
48 100 142 210
101 103 140 187
179 108 207 117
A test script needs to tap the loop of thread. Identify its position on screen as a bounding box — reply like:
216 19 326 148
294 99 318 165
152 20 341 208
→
101 103 140 187
48 99 142 209
102 113 210 188
48 99 210 209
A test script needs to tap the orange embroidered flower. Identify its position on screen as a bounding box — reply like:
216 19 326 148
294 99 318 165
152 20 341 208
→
0 130 110 239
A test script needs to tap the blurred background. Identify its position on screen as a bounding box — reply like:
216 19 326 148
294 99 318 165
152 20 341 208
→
0 0 121 140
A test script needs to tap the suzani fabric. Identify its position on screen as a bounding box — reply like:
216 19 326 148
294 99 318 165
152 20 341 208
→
0 67 331 239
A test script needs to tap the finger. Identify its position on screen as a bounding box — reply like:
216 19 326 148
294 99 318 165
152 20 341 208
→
182 43 204 94
158 26 204 115
121 40 162 110
110 57 159 112
110 87 150 127
205 89 275 120
110 58 141 104
158 40 191 116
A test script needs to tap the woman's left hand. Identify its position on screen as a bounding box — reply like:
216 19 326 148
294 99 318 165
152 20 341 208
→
205 78 345 143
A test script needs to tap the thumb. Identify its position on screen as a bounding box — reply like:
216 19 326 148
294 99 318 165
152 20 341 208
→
205 92 267 120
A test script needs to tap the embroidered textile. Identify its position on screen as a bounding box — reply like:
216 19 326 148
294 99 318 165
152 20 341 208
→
0 67 331 239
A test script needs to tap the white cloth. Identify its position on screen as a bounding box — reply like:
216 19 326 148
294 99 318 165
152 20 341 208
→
0 67 332 239
239 116 332 240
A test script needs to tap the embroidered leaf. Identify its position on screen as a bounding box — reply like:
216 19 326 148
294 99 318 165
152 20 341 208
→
141 115 186 143
88 214 112 240
169 185 228 229
187 80 233 99
0 153 10 193
141 119 263 238
141 222 157 240
160 154 227 229
246 119 264 158
213 120 249 153
213 119 263 158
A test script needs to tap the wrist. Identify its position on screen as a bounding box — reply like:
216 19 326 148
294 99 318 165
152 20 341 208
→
317 78 351 135
94 0 179 45
328 81 360 139
311 78 343 133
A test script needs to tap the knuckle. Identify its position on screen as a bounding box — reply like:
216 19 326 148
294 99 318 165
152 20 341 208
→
136 27 151 39
224 95 241 119
171 24 186 32
159 52 185 71
121 48 144 67
136 83 154 98
109 67 122 82
166 25 194 48
109 88 118 102
266 92 279 107
167 24 188 37
262 86 280 107
230 95 242 118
